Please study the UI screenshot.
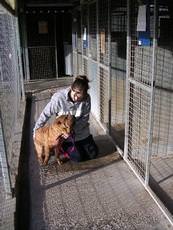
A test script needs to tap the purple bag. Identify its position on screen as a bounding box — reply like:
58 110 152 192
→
60 134 80 162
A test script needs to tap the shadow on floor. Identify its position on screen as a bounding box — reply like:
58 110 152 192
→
150 175 173 215
94 135 117 157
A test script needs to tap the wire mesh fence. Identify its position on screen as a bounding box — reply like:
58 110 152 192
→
73 0 173 221
124 0 173 220
77 53 83 75
89 2 97 61
110 0 126 149
125 0 155 181
152 47 173 158
99 66 109 124
77 13 82 54
149 2 173 218
127 83 151 179
98 0 109 66
81 5 88 57
75 0 126 137
82 56 87 76
25 12 57 79
28 46 56 79
0 3 24 229
0 117 16 230
0 6 24 172
0 0 173 228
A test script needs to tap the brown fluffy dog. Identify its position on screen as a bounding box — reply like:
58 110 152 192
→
33 114 74 165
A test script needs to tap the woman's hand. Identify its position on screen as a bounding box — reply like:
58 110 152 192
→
61 133 70 139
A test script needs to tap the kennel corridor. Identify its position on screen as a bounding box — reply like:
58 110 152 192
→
15 83 171 230
1 0 173 229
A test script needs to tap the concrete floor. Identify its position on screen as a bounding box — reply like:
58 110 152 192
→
150 157 173 214
24 86 172 230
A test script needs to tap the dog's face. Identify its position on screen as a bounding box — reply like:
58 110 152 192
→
54 114 75 138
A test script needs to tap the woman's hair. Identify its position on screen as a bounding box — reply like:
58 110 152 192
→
71 75 90 94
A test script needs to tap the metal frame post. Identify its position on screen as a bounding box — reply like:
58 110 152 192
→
124 0 131 160
15 17 25 101
21 13 30 80
81 5 84 74
145 0 158 186
54 14 59 78
108 0 112 134
96 0 99 63
87 3 89 77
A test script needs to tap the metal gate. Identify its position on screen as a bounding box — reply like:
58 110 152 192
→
124 0 154 183
21 9 73 80
73 0 173 223
25 11 57 79
73 0 126 141
124 0 157 183
124 0 173 222
110 0 127 149
98 0 110 126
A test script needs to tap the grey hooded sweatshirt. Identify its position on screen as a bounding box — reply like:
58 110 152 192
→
33 87 91 141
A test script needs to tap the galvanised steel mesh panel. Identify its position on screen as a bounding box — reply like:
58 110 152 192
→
28 47 56 79
129 2 154 86
0 10 20 161
0 117 16 229
111 0 127 32
77 13 82 53
0 187 15 230
152 47 173 158
125 1 173 219
100 67 109 124
133 47 153 85
155 48 173 90
111 68 126 150
81 6 88 57
127 83 151 179
88 60 100 121
98 0 109 66
125 0 154 180
89 2 97 61
0 5 23 229
0 116 11 199
110 0 127 148
149 2 173 218
72 51 78 77
77 53 83 75
26 12 58 79
152 88 173 157
83 57 88 76
111 71 126 124
72 12 78 77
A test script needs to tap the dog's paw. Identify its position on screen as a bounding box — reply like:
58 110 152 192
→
57 159 63 165
38 157 43 165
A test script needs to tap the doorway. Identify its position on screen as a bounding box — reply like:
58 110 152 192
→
24 10 72 79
